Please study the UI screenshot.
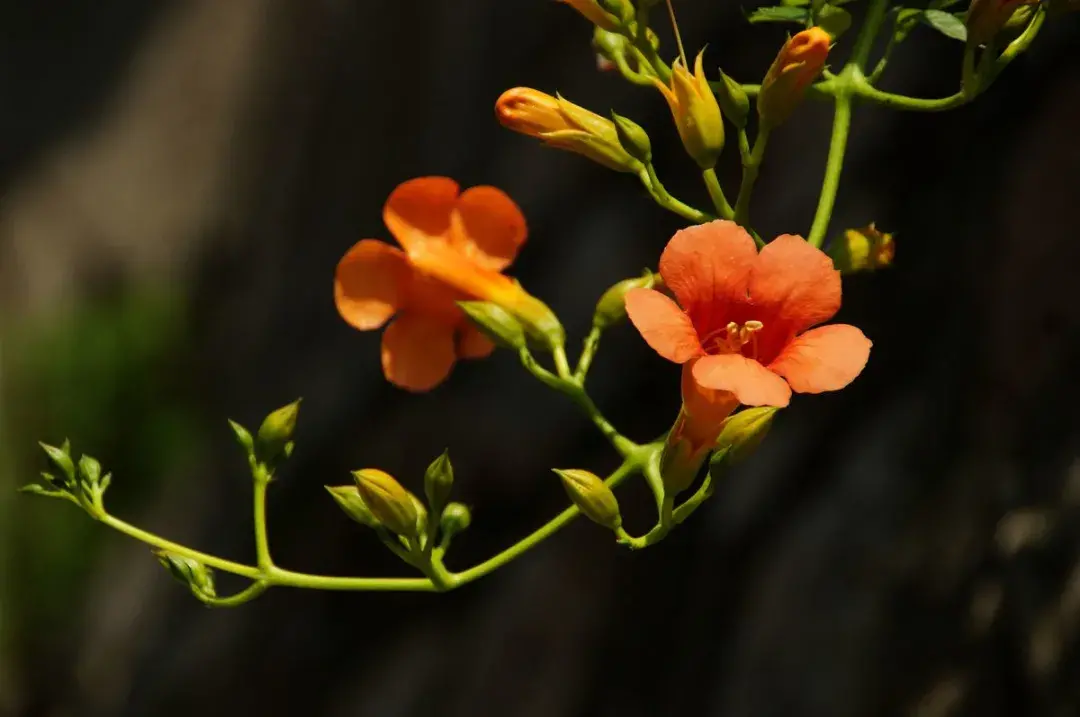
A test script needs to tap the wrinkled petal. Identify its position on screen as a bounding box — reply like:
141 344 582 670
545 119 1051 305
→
692 353 791 407
381 312 457 392
334 240 411 330
450 186 527 271
457 323 496 359
383 177 459 254
749 234 841 334
658 220 757 335
769 324 871 394
624 287 703 363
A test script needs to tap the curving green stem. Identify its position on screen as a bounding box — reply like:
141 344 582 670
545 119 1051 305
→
702 168 735 220
806 90 851 249
638 164 713 223
732 127 770 236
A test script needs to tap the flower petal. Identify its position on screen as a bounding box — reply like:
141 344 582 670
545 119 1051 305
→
405 269 466 325
769 324 871 394
334 240 411 330
450 186 527 271
383 177 459 254
381 312 457 392
457 323 496 359
692 353 791 407
749 234 841 334
624 287 703 363
658 220 757 335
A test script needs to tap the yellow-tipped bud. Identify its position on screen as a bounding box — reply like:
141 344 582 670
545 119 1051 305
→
714 406 779 464
554 468 622 530
557 0 622 31
352 468 421 538
495 88 643 173
653 51 725 169
757 28 831 128
255 399 301 466
827 223 895 274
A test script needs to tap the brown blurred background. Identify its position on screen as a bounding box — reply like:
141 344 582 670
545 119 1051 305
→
1 1 1079 715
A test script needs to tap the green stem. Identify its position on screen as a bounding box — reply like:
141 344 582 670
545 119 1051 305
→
732 127 770 234
518 348 638 458
451 456 642 583
639 165 713 223
806 90 851 249
672 466 718 525
252 468 273 570
702 168 735 220
852 83 967 111
101 514 263 579
851 0 890 69
574 325 603 383
196 581 270 608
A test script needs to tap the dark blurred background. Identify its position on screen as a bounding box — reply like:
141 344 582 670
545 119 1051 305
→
2 1 1079 715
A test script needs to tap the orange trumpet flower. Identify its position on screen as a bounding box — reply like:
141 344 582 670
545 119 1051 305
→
335 177 558 392
626 220 871 453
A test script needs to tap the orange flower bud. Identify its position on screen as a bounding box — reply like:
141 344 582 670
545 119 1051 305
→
757 28 831 128
653 51 725 169
557 0 622 31
966 0 1038 44
495 88 643 173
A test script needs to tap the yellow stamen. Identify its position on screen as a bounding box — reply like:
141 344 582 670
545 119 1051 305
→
702 320 763 357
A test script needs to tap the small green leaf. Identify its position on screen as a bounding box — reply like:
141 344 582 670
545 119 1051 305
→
922 9 968 41
228 419 255 456
746 5 809 24
818 5 852 38
19 484 62 498
780 0 810 6
893 7 923 42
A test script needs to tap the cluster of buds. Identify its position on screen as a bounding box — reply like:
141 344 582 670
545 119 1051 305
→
327 451 472 552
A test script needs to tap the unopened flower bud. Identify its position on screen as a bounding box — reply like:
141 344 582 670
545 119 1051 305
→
39 441 75 485
353 468 421 539
715 68 750 129
714 406 779 464
496 88 643 173
594 270 657 329
758 28 831 128
424 450 454 516
966 0 1037 44
557 0 622 30
611 112 652 163
554 468 622 530
256 399 301 466
459 301 527 350
325 485 379 528
653 51 725 169
156 551 216 597
827 223 895 274
439 502 472 542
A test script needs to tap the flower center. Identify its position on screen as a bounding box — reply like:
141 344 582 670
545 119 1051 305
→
701 320 763 358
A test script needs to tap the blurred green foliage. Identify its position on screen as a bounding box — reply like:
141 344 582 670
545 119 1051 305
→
0 286 202 686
